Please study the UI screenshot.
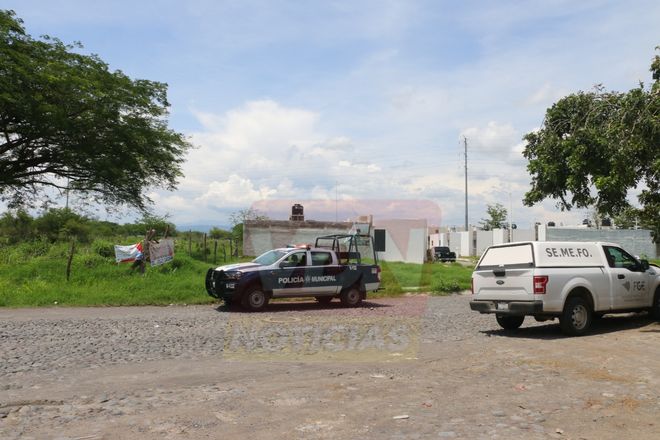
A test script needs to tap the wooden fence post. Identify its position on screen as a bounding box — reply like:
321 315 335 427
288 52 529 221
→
203 233 207 262
213 240 218 264
66 240 75 282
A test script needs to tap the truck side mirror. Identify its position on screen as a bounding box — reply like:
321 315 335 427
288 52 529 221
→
640 259 650 271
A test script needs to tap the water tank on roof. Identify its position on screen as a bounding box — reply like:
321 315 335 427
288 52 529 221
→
290 204 304 221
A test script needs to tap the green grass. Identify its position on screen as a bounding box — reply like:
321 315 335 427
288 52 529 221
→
0 240 227 307
0 241 475 307
374 260 473 297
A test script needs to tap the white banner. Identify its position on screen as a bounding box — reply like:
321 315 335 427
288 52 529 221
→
114 243 143 263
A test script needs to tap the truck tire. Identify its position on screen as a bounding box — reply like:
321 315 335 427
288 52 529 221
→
340 287 362 307
242 286 269 312
650 289 660 321
560 296 592 336
496 314 524 330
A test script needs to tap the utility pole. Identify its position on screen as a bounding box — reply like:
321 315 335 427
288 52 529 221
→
463 136 468 232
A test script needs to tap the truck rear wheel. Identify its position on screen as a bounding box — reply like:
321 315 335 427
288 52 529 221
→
560 296 592 336
496 314 524 330
242 286 269 312
340 287 362 307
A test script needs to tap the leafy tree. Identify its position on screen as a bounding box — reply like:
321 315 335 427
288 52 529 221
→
229 207 269 256
523 49 659 241
0 10 191 211
228 207 270 226
123 213 176 237
0 209 34 243
209 226 232 240
479 203 508 231
33 208 90 242
611 206 653 230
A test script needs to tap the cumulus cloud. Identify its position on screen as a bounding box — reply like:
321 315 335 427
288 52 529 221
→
460 121 518 152
196 175 277 208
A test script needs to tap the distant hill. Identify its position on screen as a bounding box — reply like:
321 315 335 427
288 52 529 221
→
176 224 231 233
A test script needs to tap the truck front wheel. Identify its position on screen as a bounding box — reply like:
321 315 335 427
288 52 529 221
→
340 287 362 307
560 296 592 336
242 286 269 312
496 314 524 330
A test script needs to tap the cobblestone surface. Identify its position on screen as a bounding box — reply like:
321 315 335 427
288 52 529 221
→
1 295 659 439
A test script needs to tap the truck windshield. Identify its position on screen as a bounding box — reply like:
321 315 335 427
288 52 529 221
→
253 250 287 266
478 243 534 269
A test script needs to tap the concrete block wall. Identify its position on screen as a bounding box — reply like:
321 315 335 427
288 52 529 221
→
544 227 657 259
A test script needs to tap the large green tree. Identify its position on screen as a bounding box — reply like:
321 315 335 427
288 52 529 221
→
0 10 191 210
523 49 660 240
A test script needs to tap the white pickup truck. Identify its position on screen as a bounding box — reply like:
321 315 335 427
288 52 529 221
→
470 241 660 335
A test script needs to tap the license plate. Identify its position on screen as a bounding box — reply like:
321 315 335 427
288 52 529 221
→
496 302 509 310
226 283 235 289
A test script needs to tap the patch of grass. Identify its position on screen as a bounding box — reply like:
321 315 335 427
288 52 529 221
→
0 241 235 307
375 261 473 296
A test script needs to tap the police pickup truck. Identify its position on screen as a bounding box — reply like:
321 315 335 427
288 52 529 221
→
470 241 660 335
205 234 381 311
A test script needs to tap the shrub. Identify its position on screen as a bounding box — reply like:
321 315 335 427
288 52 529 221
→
92 239 116 258
431 279 462 293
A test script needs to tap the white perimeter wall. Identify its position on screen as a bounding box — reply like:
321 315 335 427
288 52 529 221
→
437 226 657 258
375 219 428 264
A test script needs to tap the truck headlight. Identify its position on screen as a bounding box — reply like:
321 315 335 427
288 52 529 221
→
225 271 243 280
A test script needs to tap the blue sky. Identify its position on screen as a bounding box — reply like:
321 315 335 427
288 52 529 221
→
5 0 659 228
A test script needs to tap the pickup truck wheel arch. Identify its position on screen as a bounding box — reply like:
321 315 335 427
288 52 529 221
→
241 285 269 312
560 295 593 336
340 286 362 307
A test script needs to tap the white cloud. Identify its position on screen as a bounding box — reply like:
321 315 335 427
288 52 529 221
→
196 175 277 208
460 121 518 153
525 83 568 106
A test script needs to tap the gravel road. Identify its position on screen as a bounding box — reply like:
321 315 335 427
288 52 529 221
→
1 294 659 439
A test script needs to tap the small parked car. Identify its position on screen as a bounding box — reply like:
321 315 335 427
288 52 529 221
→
433 246 456 263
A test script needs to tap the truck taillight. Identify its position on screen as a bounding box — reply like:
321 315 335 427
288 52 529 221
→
377 265 381 281
533 276 549 294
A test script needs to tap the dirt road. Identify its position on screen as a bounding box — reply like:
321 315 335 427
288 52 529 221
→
1 295 658 439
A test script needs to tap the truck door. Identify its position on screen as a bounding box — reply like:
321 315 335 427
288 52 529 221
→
603 246 650 309
307 251 341 295
271 250 308 297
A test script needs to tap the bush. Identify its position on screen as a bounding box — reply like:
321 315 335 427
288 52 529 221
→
91 239 116 258
13 241 51 261
78 253 108 268
431 279 462 294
